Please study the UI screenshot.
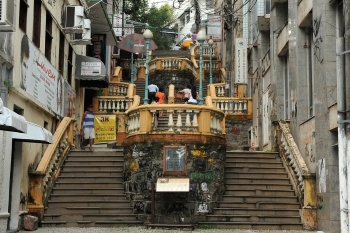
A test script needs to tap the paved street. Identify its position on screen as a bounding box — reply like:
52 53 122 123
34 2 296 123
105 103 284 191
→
19 226 320 233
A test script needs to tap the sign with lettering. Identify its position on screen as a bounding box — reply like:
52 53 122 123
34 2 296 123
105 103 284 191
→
19 33 62 115
156 178 190 192
94 115 116 143
163 146 187 175
235 38 248 84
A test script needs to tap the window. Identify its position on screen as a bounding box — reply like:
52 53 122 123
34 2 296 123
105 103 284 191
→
307 31 314 118
33 0 41 48
19 0 28 32
59 32 65 75
45 13 53 61
68 45 73 85
283 57 289 119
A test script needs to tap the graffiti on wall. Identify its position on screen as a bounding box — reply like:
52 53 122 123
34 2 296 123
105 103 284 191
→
300 119 316 172
318 158 326 193
313 14 323 63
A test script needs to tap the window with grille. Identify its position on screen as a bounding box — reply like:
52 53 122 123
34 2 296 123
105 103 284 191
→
33 0 41 48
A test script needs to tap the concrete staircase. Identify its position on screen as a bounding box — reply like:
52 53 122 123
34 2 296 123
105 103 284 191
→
42 149 143 227
198 151 303 230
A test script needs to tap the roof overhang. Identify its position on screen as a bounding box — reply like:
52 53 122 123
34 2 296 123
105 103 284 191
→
75 54 109 88
0 107 27 133
86 0 118 45
12 122 53 144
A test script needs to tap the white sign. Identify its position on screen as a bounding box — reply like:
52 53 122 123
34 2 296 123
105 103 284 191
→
207 15 222 42
235 38 248 84
156 178 190 192
124 24 134 36
81 62 101 75
19 34 61 115
113 14 123 36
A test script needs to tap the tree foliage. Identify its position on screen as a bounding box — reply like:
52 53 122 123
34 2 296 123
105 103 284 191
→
125 2 176 50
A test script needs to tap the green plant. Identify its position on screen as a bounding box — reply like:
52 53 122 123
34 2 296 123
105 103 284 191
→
3 81 11 88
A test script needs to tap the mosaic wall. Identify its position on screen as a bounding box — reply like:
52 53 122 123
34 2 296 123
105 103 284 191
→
123 141 226 224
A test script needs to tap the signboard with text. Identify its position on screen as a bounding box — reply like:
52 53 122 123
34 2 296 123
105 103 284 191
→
94 115 116 143
207 15 222 42
19 34 61 115
235 38 248 84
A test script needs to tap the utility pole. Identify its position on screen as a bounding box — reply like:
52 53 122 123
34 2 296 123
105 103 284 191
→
194 0 201 32
224 0 234 97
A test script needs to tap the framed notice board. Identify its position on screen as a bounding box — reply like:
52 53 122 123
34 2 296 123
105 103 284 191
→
163 146 187 176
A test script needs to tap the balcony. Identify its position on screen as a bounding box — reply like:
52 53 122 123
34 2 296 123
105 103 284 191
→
258 14 270 32
277 22 289 56
298 0 313 27
271 0 288 9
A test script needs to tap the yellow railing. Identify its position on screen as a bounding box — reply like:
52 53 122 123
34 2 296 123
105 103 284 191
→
275 120 317 230
125 99 225 137
27 117 75 215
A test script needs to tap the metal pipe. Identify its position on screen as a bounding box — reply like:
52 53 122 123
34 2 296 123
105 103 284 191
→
336 37 348 233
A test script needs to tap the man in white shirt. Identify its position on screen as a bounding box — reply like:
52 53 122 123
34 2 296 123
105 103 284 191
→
147 83 159 104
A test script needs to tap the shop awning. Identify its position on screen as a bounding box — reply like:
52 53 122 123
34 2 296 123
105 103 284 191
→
0 105 27 133
12 122 53 144
75 55 109 88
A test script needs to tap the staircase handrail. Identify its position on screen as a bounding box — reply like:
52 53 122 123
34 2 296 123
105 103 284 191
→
276 119 316 217
27 117 75 215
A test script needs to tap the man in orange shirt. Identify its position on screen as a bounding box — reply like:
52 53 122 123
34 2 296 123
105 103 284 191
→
155 87 165 117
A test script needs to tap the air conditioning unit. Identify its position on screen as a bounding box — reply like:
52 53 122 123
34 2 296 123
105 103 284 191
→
249 126 259 149
62 5 85 34
0 0 15 31
70 19 91 45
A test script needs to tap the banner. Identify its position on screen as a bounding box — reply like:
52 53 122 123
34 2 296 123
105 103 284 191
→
207 15 222 42
94 115 116 143
19 33 61 115
234 38 248 84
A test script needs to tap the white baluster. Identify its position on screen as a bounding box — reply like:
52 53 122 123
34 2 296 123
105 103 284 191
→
229 101 234 113
210 115 214 133
224 101 229 113
176 110 183 132
116 100 120 112
167 110 174 132
238 101 243 112
112 100 116 112
192 110 199 130
185 110 192 131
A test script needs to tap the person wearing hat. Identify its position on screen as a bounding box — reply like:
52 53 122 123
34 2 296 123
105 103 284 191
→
80 105 95 151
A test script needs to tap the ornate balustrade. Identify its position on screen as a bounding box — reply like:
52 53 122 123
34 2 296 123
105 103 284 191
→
212 98 252 115
125 104 225 137
274 120 316 229
207 83 226 97
28 117 75 216
108 82 129 96
95 96 134 113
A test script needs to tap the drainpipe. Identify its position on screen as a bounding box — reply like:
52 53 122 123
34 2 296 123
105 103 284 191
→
336 37 348 233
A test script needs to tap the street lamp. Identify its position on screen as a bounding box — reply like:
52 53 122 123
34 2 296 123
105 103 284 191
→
143 29 153 105
130 53 134 84
197 29 206 105
208 39 214 85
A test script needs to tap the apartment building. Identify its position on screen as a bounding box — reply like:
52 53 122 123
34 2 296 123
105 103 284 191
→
247 0 350 231
0 0 117 231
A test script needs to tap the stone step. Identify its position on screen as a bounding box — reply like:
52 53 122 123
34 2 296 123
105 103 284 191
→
225 167 286 173
221 195 298 203
224 177 291 185
43 214 139 222
216 201 300 209
67 155 123 162
206 215 301 223
212 208 300 216
59 170 121 177
223 189 295 196
62 165 121 171
68 150 122 157
225 183 293 190
225 171 288 179
47 200 132 208
64 160 124 166
58 176 124 183
225 161 284 168
226 152 279 158
53 188 125 195
54 182 122 189
49 194 127 202
225 156 280 162
41 220 144 228
197 221 303 230
44 206 134 215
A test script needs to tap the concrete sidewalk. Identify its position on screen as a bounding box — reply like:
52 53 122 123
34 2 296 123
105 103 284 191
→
18 226 321 233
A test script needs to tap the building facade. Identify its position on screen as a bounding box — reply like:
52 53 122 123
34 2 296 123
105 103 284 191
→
0 0 117 231
247 0 350 232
